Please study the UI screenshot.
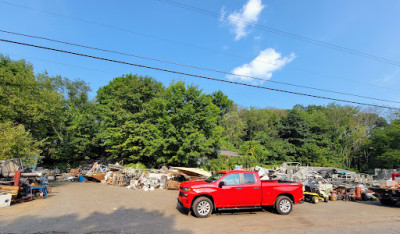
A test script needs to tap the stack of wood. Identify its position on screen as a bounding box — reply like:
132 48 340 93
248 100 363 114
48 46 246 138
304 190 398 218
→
112 173 128 186
0 185 19 199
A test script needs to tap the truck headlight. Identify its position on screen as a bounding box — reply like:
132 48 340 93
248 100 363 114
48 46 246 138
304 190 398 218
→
182 188 192 191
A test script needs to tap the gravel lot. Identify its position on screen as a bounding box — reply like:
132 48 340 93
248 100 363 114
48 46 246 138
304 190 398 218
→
1 182 399 233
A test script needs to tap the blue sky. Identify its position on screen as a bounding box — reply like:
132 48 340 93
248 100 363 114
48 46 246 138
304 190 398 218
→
1 0 400 111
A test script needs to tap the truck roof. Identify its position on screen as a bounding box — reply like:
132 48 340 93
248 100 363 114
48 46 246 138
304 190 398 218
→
220 170 255 174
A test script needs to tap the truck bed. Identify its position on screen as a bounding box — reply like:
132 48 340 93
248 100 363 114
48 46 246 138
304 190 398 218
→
261 180 303 206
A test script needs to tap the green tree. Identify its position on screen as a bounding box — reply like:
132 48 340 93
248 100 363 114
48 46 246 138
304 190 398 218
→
0 56 67 165
280 107 311 146
221 106 246 149
368 119 400 168
0 122 42 165
211 90 234 119
96 74 164 162
254 131 295 163
97 76 222 167
156 81 221 166
240 107 281 141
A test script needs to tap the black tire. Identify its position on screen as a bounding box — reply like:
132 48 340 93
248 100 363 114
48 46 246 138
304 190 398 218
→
192 197 213 218
312 196 319 204
324 196 329 203
275 196 293 215
380 198 397 206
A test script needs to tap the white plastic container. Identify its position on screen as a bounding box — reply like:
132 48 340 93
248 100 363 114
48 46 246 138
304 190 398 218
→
0 193 12 208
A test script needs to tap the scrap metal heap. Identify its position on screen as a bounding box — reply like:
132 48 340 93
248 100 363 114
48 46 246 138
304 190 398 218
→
2 157 399 208
252 162 398 202
1 159 51 208
1 158 212 208
368 169 400 206
57 162 210 191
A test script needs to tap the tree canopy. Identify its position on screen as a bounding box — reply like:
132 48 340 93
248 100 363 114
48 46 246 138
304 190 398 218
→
1 55 398 171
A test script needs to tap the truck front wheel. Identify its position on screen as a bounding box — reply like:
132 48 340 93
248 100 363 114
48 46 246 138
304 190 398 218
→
192 197 213 218
275 196 293 215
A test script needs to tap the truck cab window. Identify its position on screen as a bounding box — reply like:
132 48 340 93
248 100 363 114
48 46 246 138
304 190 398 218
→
243 173 256 184
222 173 240 185
205 172 225 183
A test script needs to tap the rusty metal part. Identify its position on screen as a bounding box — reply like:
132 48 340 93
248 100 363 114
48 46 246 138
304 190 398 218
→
84 173 106 182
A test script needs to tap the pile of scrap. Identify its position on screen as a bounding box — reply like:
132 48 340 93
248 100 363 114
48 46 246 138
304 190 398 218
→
84 162 107 182
0 159 50 208
368 169 400 205
63 162 211 191
123 166 210 191
252 162 383 203
164 167 210 190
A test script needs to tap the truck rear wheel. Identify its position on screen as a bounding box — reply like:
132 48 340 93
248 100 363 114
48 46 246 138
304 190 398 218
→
192 197 213 218
275 196 293 215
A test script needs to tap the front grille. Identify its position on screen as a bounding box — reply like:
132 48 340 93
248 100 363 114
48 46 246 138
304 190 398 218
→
179 191 185 197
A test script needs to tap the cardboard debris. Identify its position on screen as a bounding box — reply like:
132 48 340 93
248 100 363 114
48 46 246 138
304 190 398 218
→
166 180 181 190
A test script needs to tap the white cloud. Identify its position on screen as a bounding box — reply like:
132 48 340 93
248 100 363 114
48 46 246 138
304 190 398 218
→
224 0 265 40
383 69 400 83
228 48 295 84
220 6 227 21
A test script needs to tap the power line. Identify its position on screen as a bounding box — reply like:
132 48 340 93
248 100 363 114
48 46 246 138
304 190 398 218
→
6 52 113 74
0 38 398 111
1 29 399 104
159 0 400 67
1 1 399 92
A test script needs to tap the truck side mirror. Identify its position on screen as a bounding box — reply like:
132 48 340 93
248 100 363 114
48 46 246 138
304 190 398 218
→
219 181 225 188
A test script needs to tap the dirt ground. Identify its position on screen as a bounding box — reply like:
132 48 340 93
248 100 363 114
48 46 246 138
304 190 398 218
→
1 182 400 233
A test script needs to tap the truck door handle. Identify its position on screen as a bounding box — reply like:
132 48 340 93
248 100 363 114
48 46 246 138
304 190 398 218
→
254 187 260 189
236 188 242 190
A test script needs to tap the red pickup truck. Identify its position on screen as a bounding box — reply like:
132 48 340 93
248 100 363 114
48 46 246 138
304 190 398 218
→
178 170 303 218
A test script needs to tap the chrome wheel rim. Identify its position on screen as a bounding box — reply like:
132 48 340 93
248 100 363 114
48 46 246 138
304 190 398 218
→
279 199 291 213
197 201 211 215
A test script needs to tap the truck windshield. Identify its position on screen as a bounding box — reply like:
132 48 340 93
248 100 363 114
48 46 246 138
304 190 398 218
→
205 172 225 183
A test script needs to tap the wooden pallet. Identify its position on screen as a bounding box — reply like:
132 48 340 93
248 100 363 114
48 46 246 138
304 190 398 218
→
0 185 19 198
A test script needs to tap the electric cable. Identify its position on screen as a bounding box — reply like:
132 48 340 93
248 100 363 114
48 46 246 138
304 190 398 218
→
1 0 399 92
1 29 399 104
159 0 400 67
1 38 398 111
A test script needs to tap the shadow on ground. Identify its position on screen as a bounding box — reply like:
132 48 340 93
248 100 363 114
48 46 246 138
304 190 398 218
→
175 201 273 217
213 207 267 216
358 200 400 208
1 207 191 233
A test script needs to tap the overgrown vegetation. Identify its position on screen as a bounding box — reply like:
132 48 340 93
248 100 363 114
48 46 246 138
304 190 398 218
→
1 55 399 171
